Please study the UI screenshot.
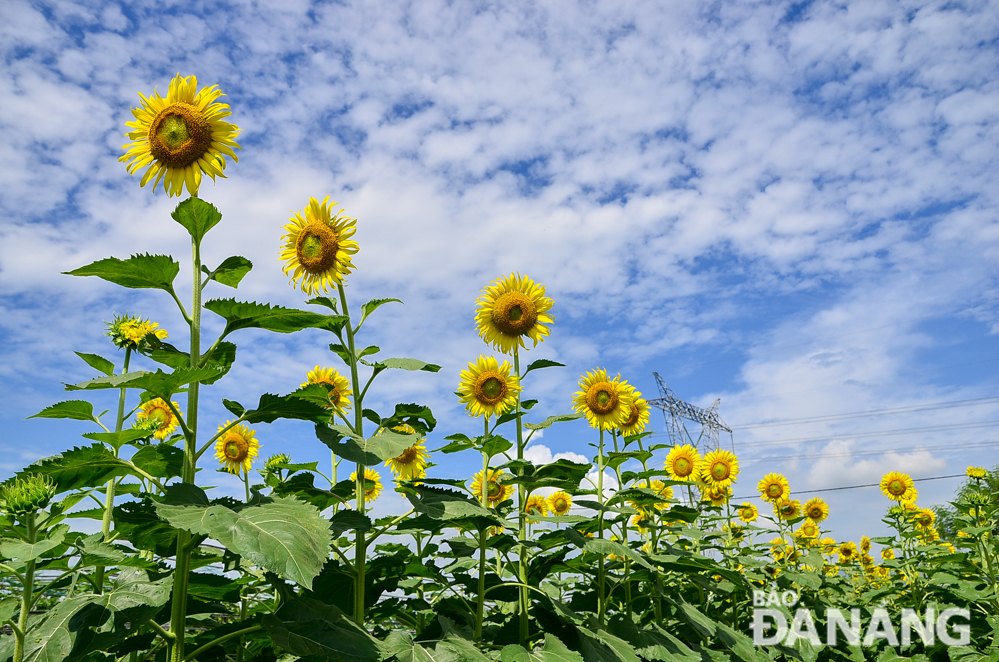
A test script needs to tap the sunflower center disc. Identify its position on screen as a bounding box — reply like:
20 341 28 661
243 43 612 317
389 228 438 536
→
889 479 904 495
675 458 690 475
491 291 537 335
586 382 618 415
554 498 566 512
474 372 507 405
149 408 169 426
767 484 782 498
711 463 728 479
487 481 502 498
224 440 242 459
148 102 213 169
296 222 340 274
623 404 639 427
397 447 418 464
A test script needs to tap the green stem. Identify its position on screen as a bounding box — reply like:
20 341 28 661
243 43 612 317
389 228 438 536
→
13 513 37 662
169 230 203 662
597 428 606 627
513 349 530 647
95 347 132 594
338 282 367 626
476 418 490 639
182 624 262 662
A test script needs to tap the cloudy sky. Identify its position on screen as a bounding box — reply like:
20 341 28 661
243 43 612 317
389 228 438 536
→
2 0 998 545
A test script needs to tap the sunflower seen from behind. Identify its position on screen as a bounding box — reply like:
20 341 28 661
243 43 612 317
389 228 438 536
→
280 196 359 295
475 273 553 354
121 73 240 197
136 399 182 440
664 444 701 481
650 480 673 510
214 422 260 475
457 355 521 419
302 366 353 416
572 368 633 430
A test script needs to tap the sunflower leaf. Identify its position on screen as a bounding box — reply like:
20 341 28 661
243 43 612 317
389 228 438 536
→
358 298 403 329
27 400 100 424
380 403 438 435
65 254 180 292
306 296 339 311
522 359 565 378
205 298 341 337
74 352 116 376
524 413 582 430
369 357 442 373
14 444 133 493
172 196 223 243
315 424 416 466
329 510 373 537
206 255 253 288
262 598 386 662
82 429 153 450
240 391 331 425
131 445 184 480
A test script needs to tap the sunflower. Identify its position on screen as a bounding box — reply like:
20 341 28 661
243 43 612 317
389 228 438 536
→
664 444 701 481
107 314 168 349
758 473 790 503
475 273 553 354
302 366 353 414
470 469 514 507
738 503 758 523
881 548 895 560
774 498 801 521
280 197 359 294
214 422 260 475
770 538 786 561
860 535 871 554
912 508 936 530
136 399 182 440
803 497 829 522
384 425 430 481
619 389 651 437
703 485 731 507
120 73 240 197
820 537 837 555
547 490 572 516
796 521 820 540
650 480 673 510
349 467 383 503
571 369 634 430
880 471 917 502
525 494 548 517
967 466 987 479
699 450 740 489
838 541 858 564
457 355 521 419
631 511 650 533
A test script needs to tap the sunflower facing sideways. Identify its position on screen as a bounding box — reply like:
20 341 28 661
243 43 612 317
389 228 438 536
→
383 424 430 481
699 449 740 489
214 422 260 475
758 473 790 503
572 368 634 430
619 388 651 437
280 196 359 295
121 73 240 197
457 355 521 419
302 366 353 416
135 398 183 440
664 444 701 481
880 471 918 503
349 467 383 503
470 469 515 507
475 273 554 354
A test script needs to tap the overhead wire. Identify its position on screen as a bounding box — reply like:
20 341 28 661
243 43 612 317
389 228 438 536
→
733 473 967 501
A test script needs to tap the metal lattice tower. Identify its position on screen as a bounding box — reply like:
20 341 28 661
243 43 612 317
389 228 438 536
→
648 372 732 451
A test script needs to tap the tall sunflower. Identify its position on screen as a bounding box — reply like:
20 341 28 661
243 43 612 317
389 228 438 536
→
699 449 740 489
738 503 758 522
880 471 917 502
572 369 633 430
120 74 240 197
475 273 553 354
349 467 383 503
757 473 790 503
383 424 430 481
136 398 182 440
525 495 548 517
664 445 701 481
470 469 514 507
547 490 572 516
214 422 260 475
280 196 359 295
803 497 829 522
457 355 521 419
302 366 353 415
774 498 801 521
619 386 650 436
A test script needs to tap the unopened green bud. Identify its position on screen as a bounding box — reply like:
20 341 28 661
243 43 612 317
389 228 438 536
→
0 474 57 517
264 453 291 473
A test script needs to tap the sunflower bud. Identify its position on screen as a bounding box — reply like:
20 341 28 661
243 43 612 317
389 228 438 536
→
0 475 57 518
264 453 291 473
107 314 168 350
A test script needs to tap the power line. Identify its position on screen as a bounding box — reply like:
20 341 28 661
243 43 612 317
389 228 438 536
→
733 473 967 501
730 396 999 430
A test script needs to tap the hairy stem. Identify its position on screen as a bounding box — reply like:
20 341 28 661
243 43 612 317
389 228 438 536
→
95 347 132 594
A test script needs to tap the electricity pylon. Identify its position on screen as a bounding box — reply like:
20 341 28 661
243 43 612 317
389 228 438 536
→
648 372 732 451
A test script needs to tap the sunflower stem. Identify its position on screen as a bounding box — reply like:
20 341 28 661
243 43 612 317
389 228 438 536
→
95 346 131 595
597 427 607 627
338 282 367 627
12 512 36 662
513 349 530 647
476 418 490 639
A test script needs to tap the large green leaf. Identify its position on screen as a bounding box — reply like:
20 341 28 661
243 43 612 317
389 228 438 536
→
130 445 184 480
0 597 17 624
81 429 153 451
76 533 158 569
204 298 342 337
65 367 221 398
403 484 504 526
316 424 418 466
606 619 698 662
204 255 252 288
329 510 373 537
145 340 236 385
15 444 131 493
27 401 100 424
112 499 185 557
64 254 179 291
155 485 331 589
74 352 115 376
241 391 332 425
435 632 492 662
576 628 642 662
384 631 440 662
0 527 66 562
171 196 222 243
261 598 385 662
380 403 438 435
522 359 566 378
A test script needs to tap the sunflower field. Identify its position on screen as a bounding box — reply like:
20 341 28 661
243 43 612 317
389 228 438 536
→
1 74 998 662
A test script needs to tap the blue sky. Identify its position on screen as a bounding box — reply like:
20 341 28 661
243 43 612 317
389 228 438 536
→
2 0 999 546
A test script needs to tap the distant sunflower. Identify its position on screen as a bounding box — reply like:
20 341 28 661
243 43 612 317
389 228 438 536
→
475 273 553 354
383 425 430 481
619 388 650 436
350 467 383 503
860 535 871 554
738 503 758 523
525 495 548 517
912 508 936 530
838 541 858 564
880 471 917 502
803 497 829 523
280 196 359 295
107 314 168 349
699 449 740 489
796 521 820 540
547 490 572 516
136 398 182 440
967 466 987 479
664 445 701 481
302 366 353 415
651 480 673 510
120 73 240 197
631 511 650 533
758 473 790 503
457 355 521 419
572 368 633 430
703 485 731 507
214 422 260 475
820 537 837 555
881 548 895 560
470 469 514 507
775 498 801 521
